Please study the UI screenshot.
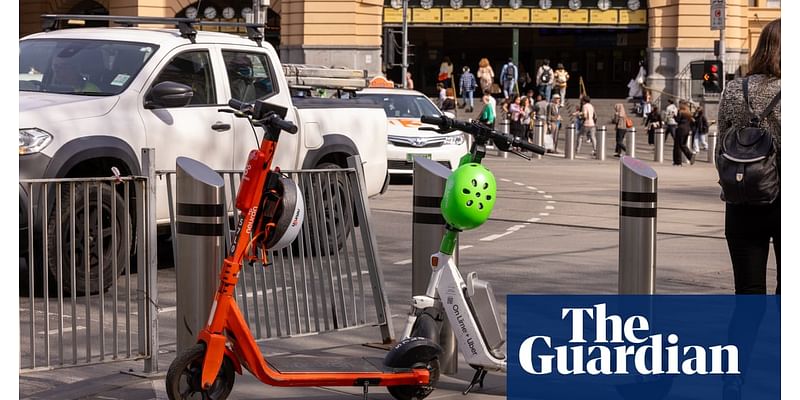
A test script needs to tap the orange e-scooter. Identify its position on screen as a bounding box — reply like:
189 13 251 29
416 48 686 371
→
165 99 441 400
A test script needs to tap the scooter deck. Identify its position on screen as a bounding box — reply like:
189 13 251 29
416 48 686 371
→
267 356 410 373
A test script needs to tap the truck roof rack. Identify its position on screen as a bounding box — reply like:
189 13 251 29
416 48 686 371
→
282 64 369 92
40 14 265 45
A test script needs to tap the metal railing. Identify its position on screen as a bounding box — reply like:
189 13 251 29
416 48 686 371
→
19 149 158 373
159 157 394 343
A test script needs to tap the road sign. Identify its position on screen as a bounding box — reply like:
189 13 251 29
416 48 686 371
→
711 0 725 31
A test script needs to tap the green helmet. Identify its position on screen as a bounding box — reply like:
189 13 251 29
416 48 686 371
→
441 163 497 230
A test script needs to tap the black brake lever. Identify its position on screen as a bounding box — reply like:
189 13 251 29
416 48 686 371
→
510 149 532 161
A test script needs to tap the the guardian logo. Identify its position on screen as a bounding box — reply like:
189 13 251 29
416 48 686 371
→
518 303 739 376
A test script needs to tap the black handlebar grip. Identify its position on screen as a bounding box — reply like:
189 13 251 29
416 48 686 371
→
420 115 445 125
228 98 249 112
272 118 298 134
514 138 547 155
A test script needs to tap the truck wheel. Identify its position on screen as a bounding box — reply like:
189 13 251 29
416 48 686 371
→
47 182 130 296
307 162 353 255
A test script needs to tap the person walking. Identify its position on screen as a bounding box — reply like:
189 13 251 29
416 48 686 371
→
476 58 494 96
500 58 518 99
717 20 780 400
547 94 563 153
672 104 696 166
644 105 663 146
553 63 570 102
664 99 678 143
536 59 555 101
478 93 496 130
459 66 478 113
576 96 597 158
718 17 781 294
692 106 709 152
612 103 629 157
439 56 453 88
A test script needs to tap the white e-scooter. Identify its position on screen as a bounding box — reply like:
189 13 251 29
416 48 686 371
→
393 115 546 394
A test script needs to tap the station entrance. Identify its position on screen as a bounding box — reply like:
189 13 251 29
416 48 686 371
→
386 27 647 99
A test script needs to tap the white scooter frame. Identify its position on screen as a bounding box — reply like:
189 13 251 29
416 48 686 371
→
401 252 507 380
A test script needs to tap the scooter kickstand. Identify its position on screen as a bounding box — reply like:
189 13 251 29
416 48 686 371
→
462 368 487 395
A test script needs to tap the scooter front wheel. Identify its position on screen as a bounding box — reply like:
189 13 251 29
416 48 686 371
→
166 343 236 400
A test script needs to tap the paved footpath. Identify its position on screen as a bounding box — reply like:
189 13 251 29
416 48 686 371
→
19 124 778 399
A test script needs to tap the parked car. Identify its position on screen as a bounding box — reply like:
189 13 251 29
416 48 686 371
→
19 16 389 294
357 88 467 175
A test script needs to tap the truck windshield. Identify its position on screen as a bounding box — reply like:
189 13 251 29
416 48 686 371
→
19 39 158 96
359 94 442 119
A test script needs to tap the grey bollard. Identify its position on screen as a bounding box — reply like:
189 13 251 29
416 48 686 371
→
175 157 226 353
565 123 576 160
412 157 458 375
534 119 545 159
499 117 509 158
618 156 658 294
597 125 607 161
654 127 665 163
707 132 718 164
626 126 636 158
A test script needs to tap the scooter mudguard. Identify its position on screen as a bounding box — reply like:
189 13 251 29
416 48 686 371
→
200 333 228 389
384 336 442 369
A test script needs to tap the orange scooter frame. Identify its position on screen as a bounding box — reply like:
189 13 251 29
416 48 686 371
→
166 100 439 400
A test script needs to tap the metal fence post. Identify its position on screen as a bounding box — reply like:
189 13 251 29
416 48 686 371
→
347 156 395 344
618 156 658 294
626 126 636 158
534 119 544 159
707 131 718 164
499 117 509 159
412 157 458 375
654 127 665 163
175 157 226 354
565 123 576 160
597 126 607 161
141 148 159 373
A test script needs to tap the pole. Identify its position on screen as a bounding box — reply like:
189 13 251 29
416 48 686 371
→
401 0 409 89
565 123 576 160
412 158 458 375
654 127 665 163
597 125 607 161
618 156 658 294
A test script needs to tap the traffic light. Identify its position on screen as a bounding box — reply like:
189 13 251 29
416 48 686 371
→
703 60 723 93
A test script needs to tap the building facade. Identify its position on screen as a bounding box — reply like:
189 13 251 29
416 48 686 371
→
19 0 780 98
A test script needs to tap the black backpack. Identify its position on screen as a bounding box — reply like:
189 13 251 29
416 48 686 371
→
504 63 516 83
540 66 551 84
716 77 781 205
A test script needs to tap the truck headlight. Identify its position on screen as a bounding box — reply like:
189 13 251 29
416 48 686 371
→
444 134 465 146
19 128 53 155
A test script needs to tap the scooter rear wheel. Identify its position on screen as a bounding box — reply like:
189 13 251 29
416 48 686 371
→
166 343 236 400
387 358 440 400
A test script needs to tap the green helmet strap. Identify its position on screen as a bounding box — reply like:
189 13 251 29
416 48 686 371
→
440 163 497 231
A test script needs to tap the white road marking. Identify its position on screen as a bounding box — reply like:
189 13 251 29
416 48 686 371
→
394 259 413 265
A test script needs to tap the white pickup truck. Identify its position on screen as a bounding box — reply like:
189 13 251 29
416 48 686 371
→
19 16 388 293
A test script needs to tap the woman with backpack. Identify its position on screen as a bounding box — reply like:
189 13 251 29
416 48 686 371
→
611 103 629 157
718 18 781 295
673 104 696 166
692 106 709 152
